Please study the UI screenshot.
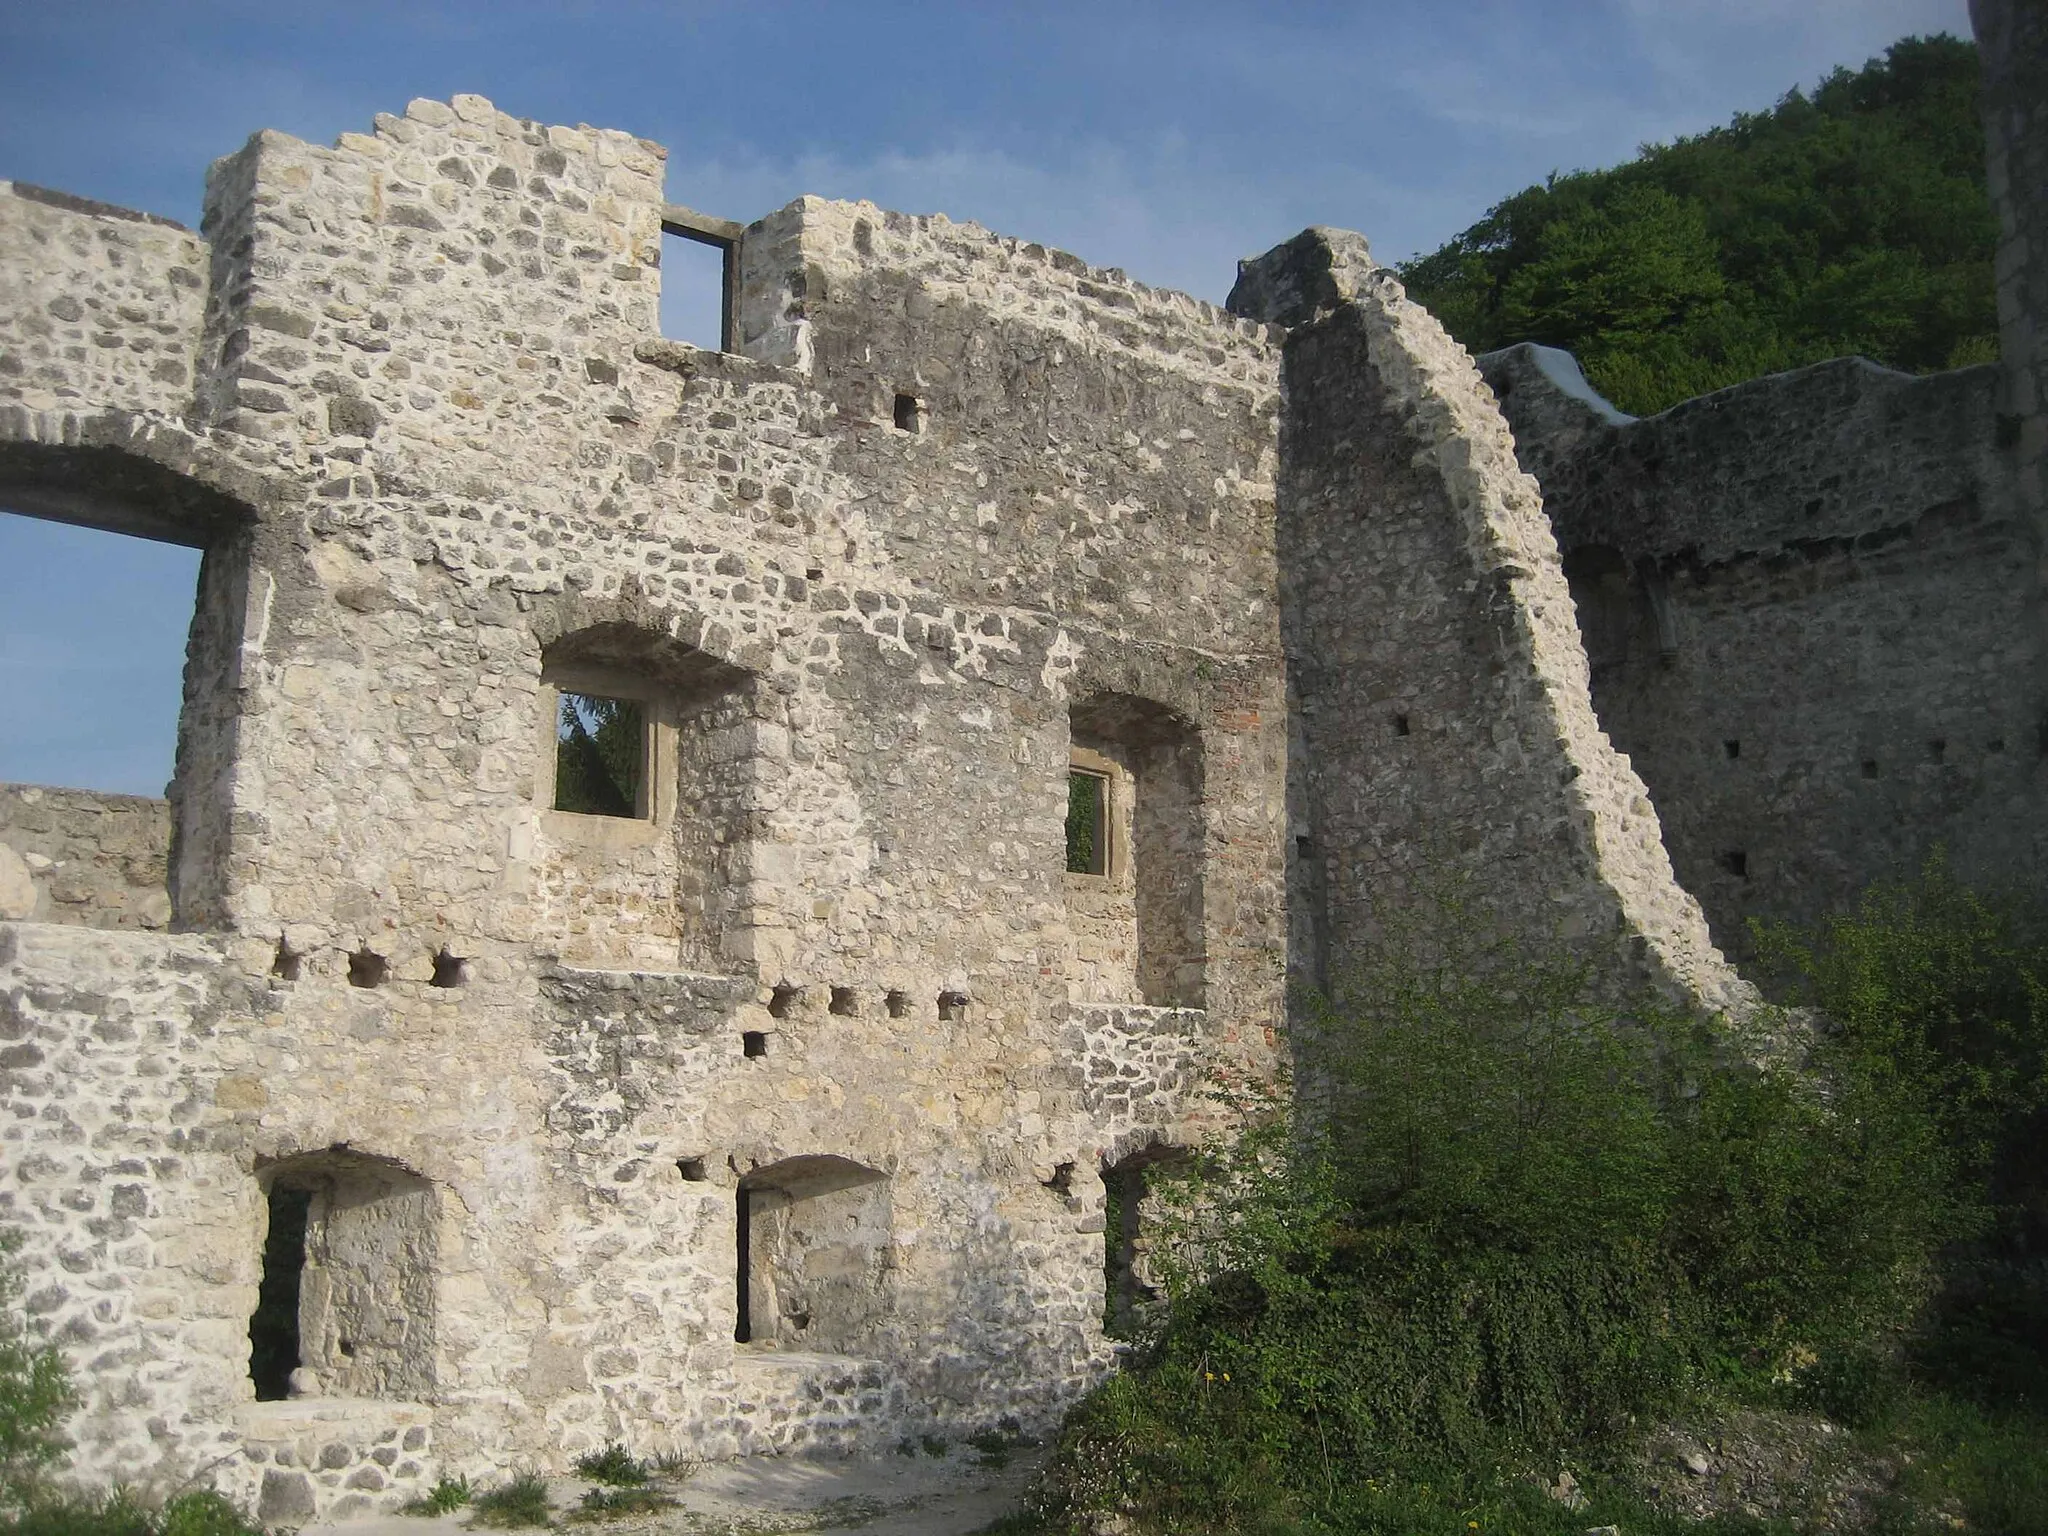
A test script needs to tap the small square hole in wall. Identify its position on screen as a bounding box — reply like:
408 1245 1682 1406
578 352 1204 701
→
430 950 468 989
894 393 923 433
768 983 799 1020
1989 738 2006 754
659 229 728 351
1720 851 1749 879
937 990 969 1023
1724 739 1741 760
1041 1161 1075 1196
742 1030 768 1058
1928 738 1947 764
271 939 302 984
554 692 645 817
1393 712 1411 737
1862 759 1880 779
830 986 857 1017
884 989 909 1019
347 948 387 988
677 1157 709 1182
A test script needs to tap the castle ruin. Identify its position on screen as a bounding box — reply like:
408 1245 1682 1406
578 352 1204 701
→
0 1 2039 1520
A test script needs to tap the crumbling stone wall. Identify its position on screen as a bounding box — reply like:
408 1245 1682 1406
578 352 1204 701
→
1232 229 1749 1014
0 784 172 928
1480 345 2042 952
0 91 1290 1515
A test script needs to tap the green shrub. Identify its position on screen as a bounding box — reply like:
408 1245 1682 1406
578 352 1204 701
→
1024 870 2035 1531
568 1444 645 1488
470 1473 551 1529
3 1490 264 1536
399 1476 472 1516
571 1487 670 1520
0 1233 75 1514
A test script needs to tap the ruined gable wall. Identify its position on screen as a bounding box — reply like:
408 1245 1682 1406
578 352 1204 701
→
744 198 1290 1042
1236 231 1749 1015
1482 346 2042 953
0 785 173 929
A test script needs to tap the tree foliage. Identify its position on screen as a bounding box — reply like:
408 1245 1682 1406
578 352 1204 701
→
1399 34 1998 416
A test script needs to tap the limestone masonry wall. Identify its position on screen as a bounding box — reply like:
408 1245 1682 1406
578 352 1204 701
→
0 785 173 929
1481 345 2043 954
0 2 2041 1509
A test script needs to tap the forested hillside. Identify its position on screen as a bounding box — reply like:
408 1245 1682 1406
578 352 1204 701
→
1399 35 1998 416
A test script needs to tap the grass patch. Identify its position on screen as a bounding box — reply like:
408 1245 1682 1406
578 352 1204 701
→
470 1473 552 1529
571 1487 673 1521
570 1444 646 1488
3 1491 267 1536
399 1477 473 1517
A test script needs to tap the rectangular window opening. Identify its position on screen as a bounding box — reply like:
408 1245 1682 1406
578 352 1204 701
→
249 1185 312 1401
553 692 646 817
0 510 202 796
659 219 737 353
1066 769 1109 875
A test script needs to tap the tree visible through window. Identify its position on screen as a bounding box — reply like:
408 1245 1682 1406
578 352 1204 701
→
1067 770 1108 875
554 692 645 817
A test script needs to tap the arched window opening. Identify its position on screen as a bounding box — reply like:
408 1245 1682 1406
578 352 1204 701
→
248 1151 437 1402
1066 694 1206 1008
1102 1144 1189 1340
734 1155 890 1354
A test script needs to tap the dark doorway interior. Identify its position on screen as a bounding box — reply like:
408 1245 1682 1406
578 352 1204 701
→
249 1184 312 1400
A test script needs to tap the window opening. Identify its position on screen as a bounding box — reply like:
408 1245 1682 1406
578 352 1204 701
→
1066 770 1109 875
1102 1146 1188 1339
1862 759 1880 779
659 204 742 353
768 983 799 1019
677 1157 709 1182
829 986 857 1016
553 692 646 817
1724 739 1741 760
0 511 202 796
734 1156 890 1351
884 989 909 1019
1720 850 1749 879
429 949 468 988
742 1030 768 1058
1928 738 1947 763
893 393 923 433
1393 712 1411 737
249 1184 312 1400
347 948 387 988
937 990 969 1022
271 939 302 984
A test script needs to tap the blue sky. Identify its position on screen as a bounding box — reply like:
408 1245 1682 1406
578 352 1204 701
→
0 0 1971 795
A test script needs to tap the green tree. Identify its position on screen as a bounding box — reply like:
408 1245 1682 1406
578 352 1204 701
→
1401 34 1998 415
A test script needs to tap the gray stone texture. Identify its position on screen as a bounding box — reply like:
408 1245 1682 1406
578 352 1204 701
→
1479 346 2040 955
0 785 174 929
0 4 2041 1512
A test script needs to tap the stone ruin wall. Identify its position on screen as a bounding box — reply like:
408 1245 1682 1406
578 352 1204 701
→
1479 345 2042 958
3 0 2045 1515
0 784 174 929
0 92 1300 1520
1230 231 1750 1015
